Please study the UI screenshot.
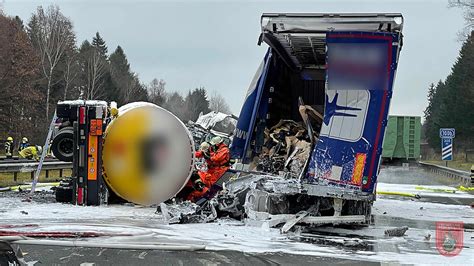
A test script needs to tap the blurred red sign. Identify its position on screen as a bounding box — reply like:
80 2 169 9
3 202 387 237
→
436 221 464 257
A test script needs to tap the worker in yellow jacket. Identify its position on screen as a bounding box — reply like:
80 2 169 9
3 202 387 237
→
4 137 14 158
19 145 42 161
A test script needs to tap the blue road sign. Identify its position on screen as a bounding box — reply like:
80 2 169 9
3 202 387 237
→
441 138 453 161
440 128 455 139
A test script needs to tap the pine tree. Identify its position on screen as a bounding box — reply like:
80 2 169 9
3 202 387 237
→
14 16 24 29
164 92 185 120
92 32 108 57
109 45 147 104
184 87 210 122
442 31 474 150
109 46 130 104
424 31 474 151
109 46 130 77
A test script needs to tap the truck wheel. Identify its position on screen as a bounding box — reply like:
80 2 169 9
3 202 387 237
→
51 127 74 162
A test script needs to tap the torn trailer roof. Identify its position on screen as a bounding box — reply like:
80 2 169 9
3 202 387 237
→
259 13 403 70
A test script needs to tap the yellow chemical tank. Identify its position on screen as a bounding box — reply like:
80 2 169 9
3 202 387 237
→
102 102 195 205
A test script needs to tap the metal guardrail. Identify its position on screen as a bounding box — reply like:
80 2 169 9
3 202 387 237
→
0 160 72 182
0 157 62 163
418 162 472 185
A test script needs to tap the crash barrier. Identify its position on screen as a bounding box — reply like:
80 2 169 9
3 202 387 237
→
0 160 72 182
418 162 471 186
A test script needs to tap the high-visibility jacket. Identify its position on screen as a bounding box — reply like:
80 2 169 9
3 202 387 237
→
19 146 39 160
5 141 13 157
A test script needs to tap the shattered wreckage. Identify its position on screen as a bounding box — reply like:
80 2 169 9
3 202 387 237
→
40 13 404 232
187 111 237 150
161 13 404 230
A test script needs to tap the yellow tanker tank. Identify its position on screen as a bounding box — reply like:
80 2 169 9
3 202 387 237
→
102 102 195 205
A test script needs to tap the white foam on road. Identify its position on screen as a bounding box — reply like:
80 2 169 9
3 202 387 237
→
373 197 474 223
0 196 158 221
1 193 473 265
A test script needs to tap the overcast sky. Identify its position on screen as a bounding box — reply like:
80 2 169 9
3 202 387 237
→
2 0 466 117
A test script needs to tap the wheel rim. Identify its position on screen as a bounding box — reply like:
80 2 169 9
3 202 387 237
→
57 137 73 157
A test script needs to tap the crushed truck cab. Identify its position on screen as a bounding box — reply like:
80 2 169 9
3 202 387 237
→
227 13 404 227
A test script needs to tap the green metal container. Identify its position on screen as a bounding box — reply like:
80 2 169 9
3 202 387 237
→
382 116 421 160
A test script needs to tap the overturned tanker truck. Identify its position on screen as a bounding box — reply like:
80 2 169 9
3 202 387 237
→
215 13 405 228
51 101 196 206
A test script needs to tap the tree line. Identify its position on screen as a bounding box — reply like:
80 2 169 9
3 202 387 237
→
0 5 231 143
423 31 473 152
423 1 473 154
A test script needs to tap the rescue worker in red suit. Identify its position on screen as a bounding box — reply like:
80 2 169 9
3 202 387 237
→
187 136 230 202
175 141 211 200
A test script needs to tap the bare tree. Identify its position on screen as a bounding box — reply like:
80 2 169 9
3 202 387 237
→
209 92 231 114
449 0 474 38
85 49 106 100
63 52 78 99
147 78 166 105
28 5 75 118
122 74 141 103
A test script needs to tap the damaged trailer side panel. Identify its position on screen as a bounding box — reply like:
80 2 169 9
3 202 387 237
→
229 13 403 227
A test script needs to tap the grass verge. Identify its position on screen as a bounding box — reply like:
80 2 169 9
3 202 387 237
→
0 169 71 187
423 160 473 172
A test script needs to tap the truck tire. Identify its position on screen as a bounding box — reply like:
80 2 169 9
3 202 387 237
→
51 127 74 162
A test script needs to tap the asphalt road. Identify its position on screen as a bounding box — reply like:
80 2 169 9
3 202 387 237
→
0 165 473 265
15 245 379 265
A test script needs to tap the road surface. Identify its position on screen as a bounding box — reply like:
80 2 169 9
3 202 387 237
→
0 165 472 265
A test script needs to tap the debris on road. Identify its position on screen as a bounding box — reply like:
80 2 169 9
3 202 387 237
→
377 191 421 199
384 226 409 237
424 234 431 241
281 211 309 233
415 186 456 193
160 200 217 224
